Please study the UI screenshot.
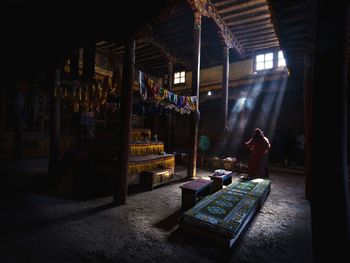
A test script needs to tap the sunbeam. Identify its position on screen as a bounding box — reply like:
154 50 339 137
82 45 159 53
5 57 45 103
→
212 71 288 161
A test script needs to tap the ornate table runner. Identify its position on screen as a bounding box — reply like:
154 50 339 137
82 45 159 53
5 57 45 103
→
182 190 259 238
224 178 271 198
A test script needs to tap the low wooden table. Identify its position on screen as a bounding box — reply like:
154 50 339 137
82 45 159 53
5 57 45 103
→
140 168 173 190
180 179 212 211
209 171 234 192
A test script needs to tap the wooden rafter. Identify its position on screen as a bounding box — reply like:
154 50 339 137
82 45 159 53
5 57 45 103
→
140 37 191 68
188 0 245 58
237 29 276 40
222 6 269 20
215 0 266 11
229 17 271 31
227 13 270 26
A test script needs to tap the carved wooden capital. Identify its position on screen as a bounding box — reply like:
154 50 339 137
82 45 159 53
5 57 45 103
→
188 0 245 57
188 0 208 14
194 10 202 29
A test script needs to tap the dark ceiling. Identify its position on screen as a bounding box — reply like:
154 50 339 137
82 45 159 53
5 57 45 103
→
96 0 281 76
3 0 312 79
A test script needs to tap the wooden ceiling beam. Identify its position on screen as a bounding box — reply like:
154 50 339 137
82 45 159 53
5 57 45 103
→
222 5 269 20
140 37 191 67
245 40 279 49
240 37 278 46
234 23 273 35
220 0 266 14
228 17 271 31
246 44 280 52
226 13 270 26
135 50 164 60
224 9 270 23
188 0 245 57
237 29 276 40
216 0 266 12
212 0 235 8
241 37 279 45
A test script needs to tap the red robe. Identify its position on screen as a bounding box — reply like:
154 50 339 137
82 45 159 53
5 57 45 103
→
245 135 271 178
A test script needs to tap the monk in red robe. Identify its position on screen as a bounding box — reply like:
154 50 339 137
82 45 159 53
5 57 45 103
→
245 128 271 179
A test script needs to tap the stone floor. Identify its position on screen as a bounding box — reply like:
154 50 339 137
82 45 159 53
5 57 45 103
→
0 163 312 263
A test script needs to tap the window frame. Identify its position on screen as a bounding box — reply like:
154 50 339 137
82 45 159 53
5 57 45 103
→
253 48 286 73
173 71 186 85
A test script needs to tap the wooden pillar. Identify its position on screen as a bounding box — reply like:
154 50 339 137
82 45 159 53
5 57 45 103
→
187 10 201 179
166 59 174 150
310 1 350 261
222 46 229 130
48 69 61 175
113 38 135 205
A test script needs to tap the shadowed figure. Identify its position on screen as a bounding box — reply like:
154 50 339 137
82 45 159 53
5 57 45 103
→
245 128 271 179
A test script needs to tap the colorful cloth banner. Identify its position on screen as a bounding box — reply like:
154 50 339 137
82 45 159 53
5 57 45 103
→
139 71 198 114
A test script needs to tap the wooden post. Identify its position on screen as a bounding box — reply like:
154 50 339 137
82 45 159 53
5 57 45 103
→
48 69 61 175
187 10 201 179
113 38 135 205
222 46 229 130
166 59 174 150
310 1 350 261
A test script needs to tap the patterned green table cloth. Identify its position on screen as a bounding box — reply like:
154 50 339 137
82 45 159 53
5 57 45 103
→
224 178 271 198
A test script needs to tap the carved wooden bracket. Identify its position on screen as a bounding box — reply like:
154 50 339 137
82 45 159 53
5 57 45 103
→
188 0 245 58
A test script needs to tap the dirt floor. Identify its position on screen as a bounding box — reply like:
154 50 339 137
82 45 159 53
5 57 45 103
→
0 164 312 263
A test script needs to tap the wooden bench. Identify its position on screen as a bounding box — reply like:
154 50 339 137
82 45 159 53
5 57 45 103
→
180 179 212 211
140 168 173 190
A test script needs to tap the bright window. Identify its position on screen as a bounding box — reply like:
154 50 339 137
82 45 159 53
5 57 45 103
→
174 71 185 84
278 50 286 67
256 52 273 71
